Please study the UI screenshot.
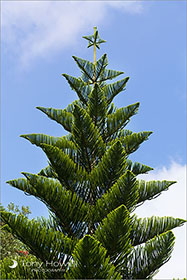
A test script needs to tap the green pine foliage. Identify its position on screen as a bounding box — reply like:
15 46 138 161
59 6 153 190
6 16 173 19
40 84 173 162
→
1 27 186 279
0 203 31 260
0 204 44 280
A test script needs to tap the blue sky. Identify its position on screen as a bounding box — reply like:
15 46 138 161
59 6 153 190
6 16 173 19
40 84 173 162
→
1 1 186 278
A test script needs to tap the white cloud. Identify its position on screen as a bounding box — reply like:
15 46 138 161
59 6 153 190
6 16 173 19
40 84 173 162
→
107 1 143 14
135 161 186 279
1 1 143 68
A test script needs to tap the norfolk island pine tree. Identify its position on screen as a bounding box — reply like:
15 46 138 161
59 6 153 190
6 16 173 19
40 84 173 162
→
1 27 186 279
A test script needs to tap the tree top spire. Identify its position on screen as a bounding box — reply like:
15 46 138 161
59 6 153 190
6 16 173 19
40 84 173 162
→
83 27 106 49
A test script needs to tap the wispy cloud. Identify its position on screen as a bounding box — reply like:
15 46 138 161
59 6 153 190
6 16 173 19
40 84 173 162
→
135 161 186 279
1 1 143 68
